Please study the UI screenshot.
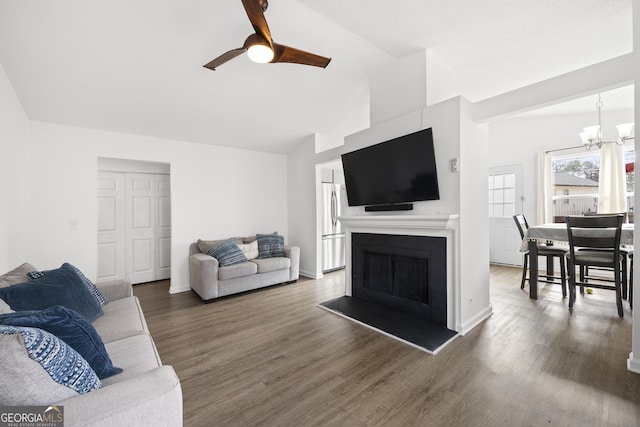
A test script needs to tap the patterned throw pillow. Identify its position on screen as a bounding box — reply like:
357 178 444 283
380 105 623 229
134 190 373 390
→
0 306 122 379
0 325 101 394
257 234 286 259
27 263 108 307
205 239 248 267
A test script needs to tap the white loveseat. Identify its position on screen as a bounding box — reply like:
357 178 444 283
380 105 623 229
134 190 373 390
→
189 235 300 301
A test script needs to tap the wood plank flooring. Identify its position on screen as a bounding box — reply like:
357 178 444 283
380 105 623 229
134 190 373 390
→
133 265 640 427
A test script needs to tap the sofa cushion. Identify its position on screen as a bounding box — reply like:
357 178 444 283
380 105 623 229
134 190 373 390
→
27 263 108 307
237 240 259 260
218 261 258 280
0 263 103 322
92 297 148 343
0 263 37 288
206 239 248 267
0 330 79 405
0 306 122 379
0 298 13 314
101 334 162 386
251 257 291 274
0 325 101 404
257 233 286 258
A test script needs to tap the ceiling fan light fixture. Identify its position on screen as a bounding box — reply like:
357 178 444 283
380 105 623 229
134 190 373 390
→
247 43 274 63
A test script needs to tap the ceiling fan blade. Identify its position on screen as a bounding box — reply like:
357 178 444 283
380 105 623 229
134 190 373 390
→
241 0 272 46
272 43 331 68
203 48 246 71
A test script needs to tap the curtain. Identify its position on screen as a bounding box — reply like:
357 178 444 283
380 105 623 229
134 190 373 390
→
537 151 553 224
598 143 627 214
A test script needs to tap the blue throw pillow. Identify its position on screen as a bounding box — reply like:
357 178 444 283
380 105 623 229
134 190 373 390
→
0 263 103 322
257 233 286 258
27 263 108 307
0 325 101 394
206 239 248 267
0 306 122 379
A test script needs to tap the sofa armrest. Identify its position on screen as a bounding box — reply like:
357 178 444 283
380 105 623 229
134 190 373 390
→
189 252 220 300
96 278 133 302
284 246 300 281
57 365 182 427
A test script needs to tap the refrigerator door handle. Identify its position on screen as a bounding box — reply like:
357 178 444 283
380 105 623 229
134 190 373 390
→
331 190 337 228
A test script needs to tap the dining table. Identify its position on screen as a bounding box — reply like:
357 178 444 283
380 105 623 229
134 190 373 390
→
520 222 634 299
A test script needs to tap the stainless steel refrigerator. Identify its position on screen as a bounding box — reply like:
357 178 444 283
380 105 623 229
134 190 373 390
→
321 183 345 272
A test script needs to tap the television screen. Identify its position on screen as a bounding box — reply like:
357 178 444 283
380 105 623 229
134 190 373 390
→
341 128 440 207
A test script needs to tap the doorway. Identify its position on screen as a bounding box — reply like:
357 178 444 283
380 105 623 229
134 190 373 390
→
97 158 171 284
489 164 523 266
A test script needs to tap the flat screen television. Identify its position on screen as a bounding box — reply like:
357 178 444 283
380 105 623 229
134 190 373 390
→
341 128 440 208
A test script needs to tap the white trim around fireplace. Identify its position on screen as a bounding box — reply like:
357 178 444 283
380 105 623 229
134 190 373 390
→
339 214 464 333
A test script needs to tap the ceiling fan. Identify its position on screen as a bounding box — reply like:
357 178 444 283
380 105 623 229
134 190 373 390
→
203 0 331 71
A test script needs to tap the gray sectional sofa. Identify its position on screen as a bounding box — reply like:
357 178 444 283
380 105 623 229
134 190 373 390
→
0 263 182 427
189 235 300 301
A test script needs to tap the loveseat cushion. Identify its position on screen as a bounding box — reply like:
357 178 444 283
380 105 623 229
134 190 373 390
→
0 325 101 405
251 257 291 274
0 306 122 379
0 263 103 322
197 237 243 253
218 261 258 280
0 263 37 288
92 296 149 343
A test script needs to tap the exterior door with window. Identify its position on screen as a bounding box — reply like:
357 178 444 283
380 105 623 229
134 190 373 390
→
489 165 524 266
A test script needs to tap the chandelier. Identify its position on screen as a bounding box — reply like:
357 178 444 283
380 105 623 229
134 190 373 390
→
579 94 635 150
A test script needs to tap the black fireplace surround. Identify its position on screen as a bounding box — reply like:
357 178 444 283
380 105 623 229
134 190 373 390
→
351 233 447 327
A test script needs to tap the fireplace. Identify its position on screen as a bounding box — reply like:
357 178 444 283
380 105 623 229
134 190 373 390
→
351 233 447 326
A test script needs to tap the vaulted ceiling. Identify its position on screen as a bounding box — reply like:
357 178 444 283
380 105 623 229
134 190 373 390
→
0 0 633 153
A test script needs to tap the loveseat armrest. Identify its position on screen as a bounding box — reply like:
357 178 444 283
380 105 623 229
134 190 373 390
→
96 278 133 302
284 246 300 281
190 252 220 300
57 365 182 427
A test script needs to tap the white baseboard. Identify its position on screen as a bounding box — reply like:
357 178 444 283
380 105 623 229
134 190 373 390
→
458 304 493 336
627 352 640 374
169 283 191 294
299 269 321 279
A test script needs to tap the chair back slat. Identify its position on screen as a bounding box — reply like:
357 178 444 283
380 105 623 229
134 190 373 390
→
565 215 623 256
513 214 529 240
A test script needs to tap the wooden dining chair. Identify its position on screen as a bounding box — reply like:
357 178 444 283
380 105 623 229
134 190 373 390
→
513 214 567 296
565 214 625 317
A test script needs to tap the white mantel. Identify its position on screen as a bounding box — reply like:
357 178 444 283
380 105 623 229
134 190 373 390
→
339 214 464 333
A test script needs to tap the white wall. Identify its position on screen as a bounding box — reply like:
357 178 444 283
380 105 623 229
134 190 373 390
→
459 97 491 331
26 121 288 293
369 50 427 126
0 64 30 270
489 108 634 225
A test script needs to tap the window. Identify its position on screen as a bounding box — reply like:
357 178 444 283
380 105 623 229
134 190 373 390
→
550 147 635 222
488 173 516 218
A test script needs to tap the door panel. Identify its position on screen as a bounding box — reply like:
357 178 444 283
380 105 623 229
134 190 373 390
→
489 165 524 266
97 172 125 282
126 174 155 284
156 175 171 280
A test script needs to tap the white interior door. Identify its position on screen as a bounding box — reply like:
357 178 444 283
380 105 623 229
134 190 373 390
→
126 174 156 284
489 165 524 266
97 172 125 282
156 175 171 280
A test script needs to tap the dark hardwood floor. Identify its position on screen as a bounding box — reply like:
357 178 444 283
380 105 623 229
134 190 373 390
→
133 265 640 426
